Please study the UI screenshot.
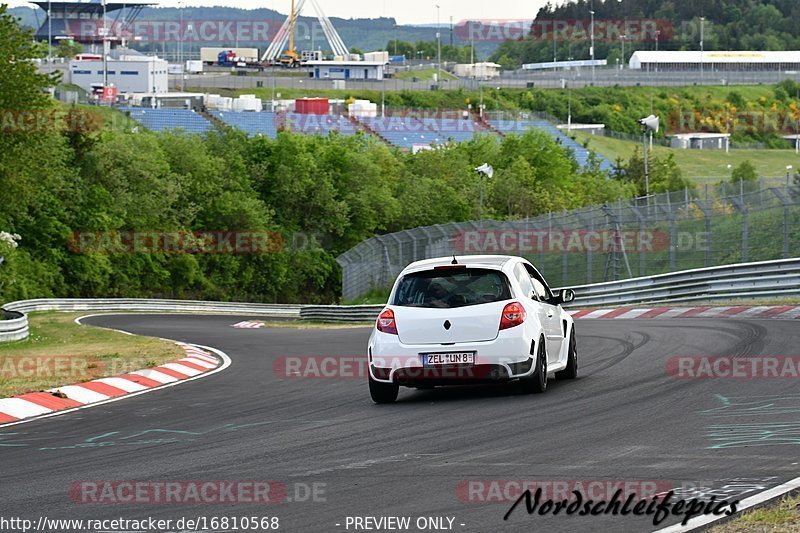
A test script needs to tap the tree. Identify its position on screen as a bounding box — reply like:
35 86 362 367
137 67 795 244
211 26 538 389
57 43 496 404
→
0 5 61 110
730 160 758 183
56 39 83 59
621 148 693 195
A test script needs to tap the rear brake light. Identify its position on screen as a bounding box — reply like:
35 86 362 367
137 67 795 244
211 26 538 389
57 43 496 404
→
377 309 398 335
500 302 526 330
434 265 466 270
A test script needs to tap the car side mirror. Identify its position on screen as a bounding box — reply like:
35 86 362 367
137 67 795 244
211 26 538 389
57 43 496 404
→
559 289 576 304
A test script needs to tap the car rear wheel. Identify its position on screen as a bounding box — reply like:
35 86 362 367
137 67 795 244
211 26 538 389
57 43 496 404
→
556 329 578 380
369 376 399 403
521 336 547 394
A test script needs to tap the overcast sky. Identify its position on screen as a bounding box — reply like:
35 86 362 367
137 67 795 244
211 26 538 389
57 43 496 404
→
9 0 550 25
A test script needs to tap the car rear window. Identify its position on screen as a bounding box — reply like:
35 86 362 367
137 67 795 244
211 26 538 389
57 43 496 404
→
392 268 512 308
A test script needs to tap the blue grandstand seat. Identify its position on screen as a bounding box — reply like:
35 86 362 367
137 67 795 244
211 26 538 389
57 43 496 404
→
119 107 213 135
363 116 444 149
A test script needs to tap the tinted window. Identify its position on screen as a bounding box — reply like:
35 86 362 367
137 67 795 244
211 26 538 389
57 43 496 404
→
514 264 535 299
525 264 551 301
392 268 512 308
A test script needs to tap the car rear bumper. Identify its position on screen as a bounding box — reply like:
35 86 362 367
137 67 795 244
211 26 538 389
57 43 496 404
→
368 334 536 384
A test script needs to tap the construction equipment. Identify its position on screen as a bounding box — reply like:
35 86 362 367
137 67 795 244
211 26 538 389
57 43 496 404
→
262 0 349 64
278 0 300 67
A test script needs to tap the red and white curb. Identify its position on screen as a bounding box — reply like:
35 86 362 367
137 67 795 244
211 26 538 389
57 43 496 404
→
232 320 265 329
569 305 800 320
0 342 230 427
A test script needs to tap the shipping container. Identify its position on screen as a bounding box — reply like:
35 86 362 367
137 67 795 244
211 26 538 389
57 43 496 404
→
295 98 330 115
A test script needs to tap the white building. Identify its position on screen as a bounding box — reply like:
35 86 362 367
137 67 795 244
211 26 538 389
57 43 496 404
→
69 53 169 95
453 62 502 79
629 51 800 71
307 60 387 80
670 133 731 150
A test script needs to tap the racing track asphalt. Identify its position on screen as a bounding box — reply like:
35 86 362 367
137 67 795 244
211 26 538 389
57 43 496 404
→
0 314 799 533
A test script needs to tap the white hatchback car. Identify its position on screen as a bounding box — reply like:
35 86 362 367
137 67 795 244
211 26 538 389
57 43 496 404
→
367 255 577 403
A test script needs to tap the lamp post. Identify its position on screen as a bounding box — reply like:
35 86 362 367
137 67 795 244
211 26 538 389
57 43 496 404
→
47 0 52 73
436 5 441 87
590 1 595 83
178 1 183 90
102 0 108 97
699 16 705 81
639 114 660 206
475 164 494 225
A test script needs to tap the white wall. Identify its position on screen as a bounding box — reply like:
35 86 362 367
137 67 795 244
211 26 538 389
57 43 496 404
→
69 59 169 94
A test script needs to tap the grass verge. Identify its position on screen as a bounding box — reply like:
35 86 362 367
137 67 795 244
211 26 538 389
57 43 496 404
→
0 312 183 398
710 493 800 532
571 131 800 184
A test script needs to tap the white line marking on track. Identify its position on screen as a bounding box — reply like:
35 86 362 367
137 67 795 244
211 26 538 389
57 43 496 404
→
652 475 800 532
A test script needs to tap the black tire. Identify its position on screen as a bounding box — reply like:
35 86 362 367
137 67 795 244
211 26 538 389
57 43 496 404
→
369 376 399 403
556 329 578 380
521 336 548 394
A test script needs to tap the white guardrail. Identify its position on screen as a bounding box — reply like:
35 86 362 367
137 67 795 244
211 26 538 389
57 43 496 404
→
1 258 799 341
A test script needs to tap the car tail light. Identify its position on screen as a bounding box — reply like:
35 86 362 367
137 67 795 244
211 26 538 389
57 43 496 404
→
377 309 398 335
500 302 526 330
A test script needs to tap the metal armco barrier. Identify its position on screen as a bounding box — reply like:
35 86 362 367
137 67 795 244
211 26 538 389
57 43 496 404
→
299 305 384 322
569 258 800 307
2 258 799 342
0 298 302 343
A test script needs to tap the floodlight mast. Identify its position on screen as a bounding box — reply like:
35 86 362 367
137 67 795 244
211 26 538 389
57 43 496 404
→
639 115 660 206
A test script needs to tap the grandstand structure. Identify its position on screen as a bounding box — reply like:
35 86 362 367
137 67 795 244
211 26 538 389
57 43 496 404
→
120 108 213 135
33 1 153 46
120 108 616 171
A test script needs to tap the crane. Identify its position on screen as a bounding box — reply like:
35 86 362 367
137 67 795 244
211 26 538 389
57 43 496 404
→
262 0 349 65
279 0 300 67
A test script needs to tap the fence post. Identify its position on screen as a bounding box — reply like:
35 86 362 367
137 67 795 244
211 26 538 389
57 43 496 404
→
729 197 749 263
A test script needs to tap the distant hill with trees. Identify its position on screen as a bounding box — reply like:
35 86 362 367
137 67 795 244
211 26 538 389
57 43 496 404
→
7 5 498 60
490 0 800 69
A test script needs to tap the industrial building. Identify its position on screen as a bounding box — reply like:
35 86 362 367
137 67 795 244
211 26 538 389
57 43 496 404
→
669 133 731 150
629 51 800 71
69 49 168 95
307 60 387 80
453 62 502 80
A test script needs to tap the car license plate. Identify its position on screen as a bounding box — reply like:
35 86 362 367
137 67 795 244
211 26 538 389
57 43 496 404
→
422 352 476 365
